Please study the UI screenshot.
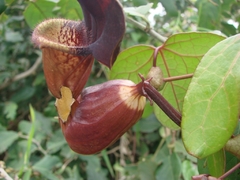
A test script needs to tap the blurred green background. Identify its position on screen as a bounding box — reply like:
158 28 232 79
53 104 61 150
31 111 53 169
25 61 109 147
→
0 0 239 179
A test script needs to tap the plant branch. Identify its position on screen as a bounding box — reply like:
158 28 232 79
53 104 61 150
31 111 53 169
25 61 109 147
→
0 162 13 180
18 132 47 155
142 78 182 127
126 17 167 43
0 55 42 90
218 162 240 179
163 73 193 82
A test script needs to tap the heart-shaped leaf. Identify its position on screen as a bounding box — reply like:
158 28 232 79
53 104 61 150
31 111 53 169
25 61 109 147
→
182 34 240 158
110 32 225 129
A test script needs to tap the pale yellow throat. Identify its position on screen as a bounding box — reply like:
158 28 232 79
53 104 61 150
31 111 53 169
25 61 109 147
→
55 86 75 123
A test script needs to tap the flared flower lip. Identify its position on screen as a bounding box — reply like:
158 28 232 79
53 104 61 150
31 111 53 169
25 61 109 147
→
32 19 92 55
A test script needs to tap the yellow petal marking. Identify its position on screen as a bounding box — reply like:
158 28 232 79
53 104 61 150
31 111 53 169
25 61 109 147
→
118 86 146 111
55 86 75 123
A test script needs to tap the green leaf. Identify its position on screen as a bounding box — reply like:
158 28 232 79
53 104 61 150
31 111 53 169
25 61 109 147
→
46 129 66 154
0 124 6 131
132 0 148 6
221 22 237 36
0 0 7 14
34 110 52 137
197 0 221 30
18 121 32 135
174 140 197 163
5 31 23 42
197 158 209 175
206 149 225 177
57 0 83 20
33 155 61 180
142 101 153 118
19 105 37 177
110 45 155 83
10 86 35 103
33 155 60 170
22 169 32 180
133 114 161 133
0 131 18 153
154 33 225 130
221 0 235 14
224 151 240 180
3 101 18 120
101 150 114 177
197 149 225 178
155 152 182 180
159 0 178 17
182 160 198 180
79 155 107 180
69 165 83 180
23 1 56 29
138 157 158 180
233 121 240 135
110 32 225 130
124 3 153 22
182 34 240 158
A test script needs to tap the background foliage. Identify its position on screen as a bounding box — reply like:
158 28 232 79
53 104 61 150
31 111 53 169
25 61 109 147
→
0 0 239 179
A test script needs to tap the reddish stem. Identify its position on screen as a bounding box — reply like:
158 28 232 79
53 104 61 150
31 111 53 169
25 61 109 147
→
163 73 193 82
141 78 182 127
218 162 240 179
153 46 162 67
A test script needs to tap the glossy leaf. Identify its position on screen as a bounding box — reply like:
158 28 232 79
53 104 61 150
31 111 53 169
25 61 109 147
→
182 34 240 158
110 32 225 129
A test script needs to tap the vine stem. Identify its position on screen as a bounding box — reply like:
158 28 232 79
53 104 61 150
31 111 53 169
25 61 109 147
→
0 162 12 180
153 46 162 67
140 75 182 126
218 162 240 179
163 73 193 82
18 132 47 155
126 17 167 43
0 55 42 90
